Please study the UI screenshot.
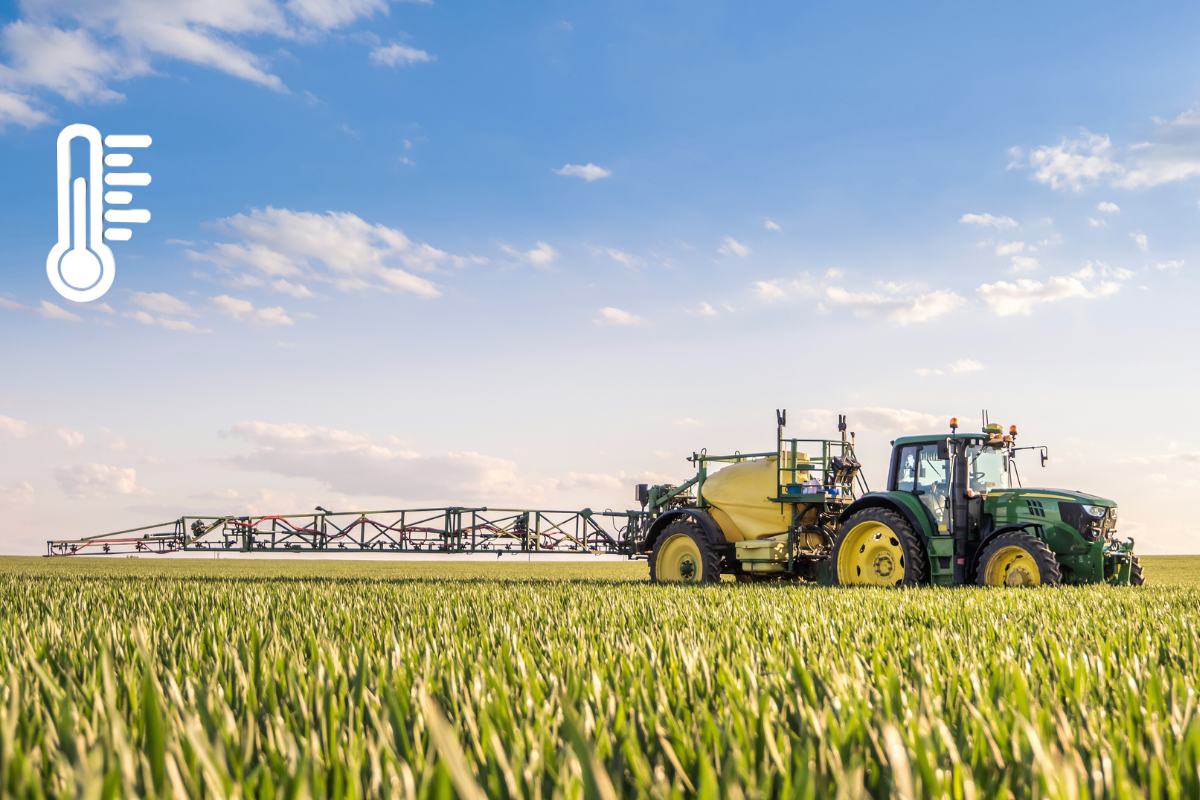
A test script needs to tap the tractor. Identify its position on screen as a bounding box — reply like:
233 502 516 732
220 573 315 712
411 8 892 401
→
637 411 1142 587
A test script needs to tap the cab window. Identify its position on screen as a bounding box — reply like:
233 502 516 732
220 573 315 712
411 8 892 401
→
895 446 918 492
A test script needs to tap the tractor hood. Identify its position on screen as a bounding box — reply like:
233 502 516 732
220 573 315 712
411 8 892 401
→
985 487 1116 507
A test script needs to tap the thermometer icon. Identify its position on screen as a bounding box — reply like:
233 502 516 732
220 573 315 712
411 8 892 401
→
45 124 152 303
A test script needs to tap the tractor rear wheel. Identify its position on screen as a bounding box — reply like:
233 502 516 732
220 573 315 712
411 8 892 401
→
1130 555 1146 586
649 521 721 584
975 531 1061 587
832 508 927 586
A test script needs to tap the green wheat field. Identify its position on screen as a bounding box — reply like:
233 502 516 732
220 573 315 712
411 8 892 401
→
1 555 1198 798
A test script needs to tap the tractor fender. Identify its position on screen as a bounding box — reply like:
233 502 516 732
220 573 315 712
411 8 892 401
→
971 523 1043 574
640 508 725 553
838 493 935 539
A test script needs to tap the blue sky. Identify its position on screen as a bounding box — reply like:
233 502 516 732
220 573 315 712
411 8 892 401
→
1 1 1199 553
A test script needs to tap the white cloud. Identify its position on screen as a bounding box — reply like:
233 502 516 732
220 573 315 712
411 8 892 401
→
1096 201 1121 214
53 463 146 498
0 88 48 127
1018 112 1200 191
1087 217 1107 228
1009 255 1039 273
0 480 34 506
717 236 751 258
763 218 782 232
594 306 642 326
37 301 81 322
692 301 719 318
825 286 965 325
1022 131 1122 191
370 42 433 67
0 295 23 311
1131 231 1149 252
994 241 1025 256
125 310 206 333
554 163 611 182
601 248 638 268
0 0 393 125
224 421 531 502
503 241 559 268
211 295 294 326
131 291 193 316
951 358 984 373
190 208 448 299
57 428 85 448
1153 259 1184 272
0 414 31 438
960 213 1017 229
752 275 819 303
977 263 1130 316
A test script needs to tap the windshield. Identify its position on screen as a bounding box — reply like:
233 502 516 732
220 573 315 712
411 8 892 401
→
967 444 1010 492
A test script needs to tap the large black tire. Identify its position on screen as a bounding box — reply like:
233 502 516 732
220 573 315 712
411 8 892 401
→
648 521 721 584
1130 555 1146 586
974 531 1062 587
831 507 927 586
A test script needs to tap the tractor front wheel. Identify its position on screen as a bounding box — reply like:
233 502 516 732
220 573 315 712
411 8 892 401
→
832 508 927 586
649 522 721 584
975 531 1062 587
1130 555 1146 586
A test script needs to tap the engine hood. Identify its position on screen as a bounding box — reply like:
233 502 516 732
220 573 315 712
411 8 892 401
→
985 487 1116 508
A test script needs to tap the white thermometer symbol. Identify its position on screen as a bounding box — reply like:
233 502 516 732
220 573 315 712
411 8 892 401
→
46 124 115 303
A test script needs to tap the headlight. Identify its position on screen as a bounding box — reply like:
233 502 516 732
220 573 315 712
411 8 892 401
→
1082 504 1108 518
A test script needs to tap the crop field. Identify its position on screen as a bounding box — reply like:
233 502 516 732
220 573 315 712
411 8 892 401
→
1 556 1198 798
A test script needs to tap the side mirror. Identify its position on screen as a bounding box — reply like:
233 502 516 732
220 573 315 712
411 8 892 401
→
937 441 950 460
1040 448 1048 467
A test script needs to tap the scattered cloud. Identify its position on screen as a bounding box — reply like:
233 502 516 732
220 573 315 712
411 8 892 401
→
789 407 943 435
36 301 81 322
825 286 965 325
131 291 193 317
1131 231 1149 252
223 421 531 502
369 42 433 67
1153 259 1184 272
190 207 449 299
600 248 638 268
0 88 49 128
1009 255 1040 273
125 310 207 333
763 218 782 232
915 358 984 377
960 213 1017 229
1096 201 1121 214
0 414 31 438
503 241 559 268
994 241 1026 256
211 295 294 326
1016 111 1200 190
1087 217 1107 228
594 306 642 326
554 163 611 182
56 428 85 448
692 301 719 318
717 236 751 258
53 463 146 498
977 263 1132 316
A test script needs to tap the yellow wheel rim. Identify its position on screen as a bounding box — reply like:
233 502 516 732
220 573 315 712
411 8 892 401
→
836 521 906 585
983 545 1041 586
656 533 703 582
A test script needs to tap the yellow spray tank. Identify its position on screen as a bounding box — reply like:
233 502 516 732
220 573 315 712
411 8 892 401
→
699 452 828 573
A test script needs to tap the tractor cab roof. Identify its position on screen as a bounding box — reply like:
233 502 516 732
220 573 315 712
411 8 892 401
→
891 432 987 447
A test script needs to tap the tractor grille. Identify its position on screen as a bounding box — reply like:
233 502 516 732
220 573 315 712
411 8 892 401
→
1025 499 1047 518
1059 502 1116 540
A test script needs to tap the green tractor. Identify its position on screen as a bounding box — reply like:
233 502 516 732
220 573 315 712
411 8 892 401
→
637 411 1142 587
